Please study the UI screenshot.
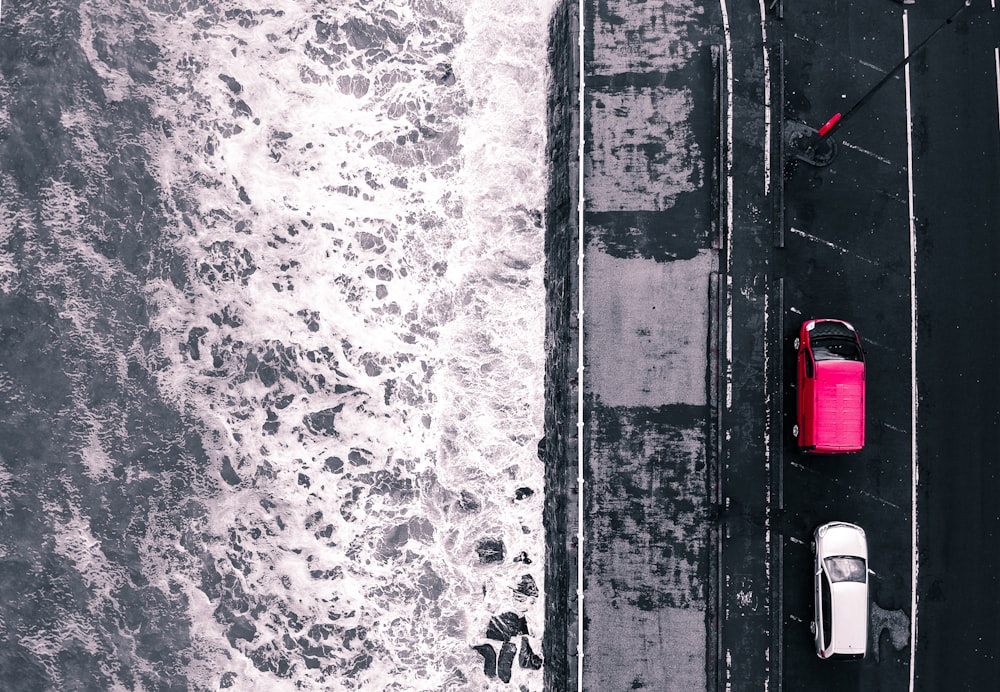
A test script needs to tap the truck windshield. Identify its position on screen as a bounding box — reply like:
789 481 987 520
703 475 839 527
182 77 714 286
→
812 336 863 362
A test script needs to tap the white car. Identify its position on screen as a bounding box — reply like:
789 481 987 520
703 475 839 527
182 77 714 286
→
810 522 869 659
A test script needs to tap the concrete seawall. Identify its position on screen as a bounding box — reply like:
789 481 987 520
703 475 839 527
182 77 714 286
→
542 1 580 690
544 1 722 689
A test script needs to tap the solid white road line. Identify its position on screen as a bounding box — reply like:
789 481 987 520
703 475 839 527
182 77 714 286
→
994 48 1000 135
720 0 734 412
903 11 919 692
718 3 734 686
577 0 585 684
758 0 771 196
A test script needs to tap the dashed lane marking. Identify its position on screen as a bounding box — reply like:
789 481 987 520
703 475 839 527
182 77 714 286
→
840 139 895 167
787 227 876 265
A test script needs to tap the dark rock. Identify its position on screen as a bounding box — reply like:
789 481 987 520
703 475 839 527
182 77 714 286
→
324 456 344 473
473 644 497 678
257 364 278 388
303 406 343 436
185 326 208 360
476 537 505 564
514 574 539 599
513 551 531 565
234 100 253 117
518 636 542 669
342 626 368 649
497 641 516 683
344 651 372 678
536 436 546 460
347 448 371 466
297 473 310 488
220 456 241 486
514 487 534 501
219 73 243 93
486 612 528 642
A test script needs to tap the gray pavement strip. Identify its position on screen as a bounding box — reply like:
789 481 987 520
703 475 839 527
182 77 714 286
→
583 248 714 409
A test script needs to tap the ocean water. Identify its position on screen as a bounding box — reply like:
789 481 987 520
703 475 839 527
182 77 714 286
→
0 0 552 689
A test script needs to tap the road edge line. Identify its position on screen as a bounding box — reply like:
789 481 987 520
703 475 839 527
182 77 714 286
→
903 11 919 692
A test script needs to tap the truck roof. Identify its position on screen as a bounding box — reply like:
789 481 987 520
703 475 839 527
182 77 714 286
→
812 360 865 452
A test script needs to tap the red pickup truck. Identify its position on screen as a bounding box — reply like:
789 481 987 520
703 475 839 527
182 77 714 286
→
793 319 866 454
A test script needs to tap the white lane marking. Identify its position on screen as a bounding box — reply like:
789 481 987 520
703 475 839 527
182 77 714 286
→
792 33 894 76
903 12 919 692
763 285 772 641
787 227 877 265
763 284 770 468
720 2 734 684
758 0 771 195
994 48 1000 135
858 58 888 74
859 334 895 352
576 0 585 683
721 0 734 411
840 139 894 166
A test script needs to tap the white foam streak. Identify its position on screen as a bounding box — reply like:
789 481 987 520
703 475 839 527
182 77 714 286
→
125 0 555 688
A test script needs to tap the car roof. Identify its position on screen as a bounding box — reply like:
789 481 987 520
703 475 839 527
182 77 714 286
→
830 581 868 654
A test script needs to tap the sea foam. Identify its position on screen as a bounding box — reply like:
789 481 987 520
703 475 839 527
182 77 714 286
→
126 0 554 688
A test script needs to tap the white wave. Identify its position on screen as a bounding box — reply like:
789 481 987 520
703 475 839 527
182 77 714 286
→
86 0 563 688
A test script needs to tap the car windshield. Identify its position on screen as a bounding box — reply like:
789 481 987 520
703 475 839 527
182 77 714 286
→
812 336 863 362
825 556 867 583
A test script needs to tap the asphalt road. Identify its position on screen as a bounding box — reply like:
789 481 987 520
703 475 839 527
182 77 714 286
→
907 3 1000 689
765 1 1000 690
777 2 917 689
560 1 999 689
721 0 1000 689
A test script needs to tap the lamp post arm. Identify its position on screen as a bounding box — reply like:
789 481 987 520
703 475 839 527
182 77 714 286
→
818 0 974 138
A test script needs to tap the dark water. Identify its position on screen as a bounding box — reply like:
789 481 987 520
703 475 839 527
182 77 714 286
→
0 1 552 689
1 2 205 688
